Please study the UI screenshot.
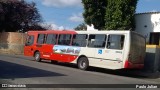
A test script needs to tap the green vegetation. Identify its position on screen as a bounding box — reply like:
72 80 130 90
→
82 0 107 30
74 23 87 31
105 0 138 30
0 0 46 32
81 0 138 30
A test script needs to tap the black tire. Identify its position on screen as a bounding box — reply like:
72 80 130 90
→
34 52 41 62
77 57 89 70
51 60 58 64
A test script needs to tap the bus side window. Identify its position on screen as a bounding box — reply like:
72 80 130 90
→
72 34 87 47
37 34 46 44
46 34 57 44
25 35 34 46
94 34 106 48
107 35 125 50
58 34 71 45
88 34 106 48
88 35 95 47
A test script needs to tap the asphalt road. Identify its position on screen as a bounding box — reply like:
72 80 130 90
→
0 54 160 90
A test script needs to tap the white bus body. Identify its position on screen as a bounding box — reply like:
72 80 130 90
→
71 31 145 69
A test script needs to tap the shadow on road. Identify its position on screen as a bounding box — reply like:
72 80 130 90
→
40 60 160 79
88 67 160 79
1 53 159 80
0 60 66 80
87 67 146 78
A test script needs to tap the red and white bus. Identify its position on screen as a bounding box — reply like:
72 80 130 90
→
24 30 146 70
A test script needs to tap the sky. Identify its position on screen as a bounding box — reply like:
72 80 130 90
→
26 0 160 30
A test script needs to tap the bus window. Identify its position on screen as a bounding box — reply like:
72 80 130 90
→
46 34 57 44
37 34 46 44
107 35 125 50
88 34 106 48
25 35 34 46
72 34 88 47
58 34 71 45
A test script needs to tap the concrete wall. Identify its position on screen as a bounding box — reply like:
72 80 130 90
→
135 12 160 43
0 32 26 54
145 45 160 72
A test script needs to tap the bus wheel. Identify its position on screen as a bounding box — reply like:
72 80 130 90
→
78 57 89 70
34 52 41 62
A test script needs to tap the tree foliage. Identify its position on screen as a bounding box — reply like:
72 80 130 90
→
82 0 138 30
0 0 45 32
105 0 138 30
74 23 87 31
82 0 107 30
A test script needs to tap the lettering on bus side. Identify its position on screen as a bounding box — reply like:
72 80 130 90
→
115 51 122 54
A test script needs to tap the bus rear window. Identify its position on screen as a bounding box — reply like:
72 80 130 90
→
25 35 34 46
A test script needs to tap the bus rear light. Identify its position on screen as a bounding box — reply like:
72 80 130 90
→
124 60 144 69
124 60 130 68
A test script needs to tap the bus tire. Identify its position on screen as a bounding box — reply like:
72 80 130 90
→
34 51 41 62
78 57 89 70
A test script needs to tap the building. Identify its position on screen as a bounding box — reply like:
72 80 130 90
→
135 12 160 44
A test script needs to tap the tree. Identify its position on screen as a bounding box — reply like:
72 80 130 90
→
27 23 53 31
74 23 87 31
82 0 107 30
0 0 44 32
105 0 138 30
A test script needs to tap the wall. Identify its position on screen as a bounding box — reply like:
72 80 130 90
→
145 45 160 72
0 32 26 54
135 12 160 43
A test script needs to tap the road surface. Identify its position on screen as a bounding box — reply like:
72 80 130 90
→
0 54 160 90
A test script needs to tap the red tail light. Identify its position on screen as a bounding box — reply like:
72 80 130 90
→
124 60 130 68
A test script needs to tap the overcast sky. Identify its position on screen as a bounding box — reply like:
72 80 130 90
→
27 0 160 30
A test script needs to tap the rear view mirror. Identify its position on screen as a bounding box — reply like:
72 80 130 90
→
25 42 29 46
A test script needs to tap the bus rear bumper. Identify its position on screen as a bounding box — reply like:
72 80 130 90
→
124 60 144 69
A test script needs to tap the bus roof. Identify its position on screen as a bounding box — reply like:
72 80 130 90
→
76 30 131 34
27 30 76 34
27 30 139 35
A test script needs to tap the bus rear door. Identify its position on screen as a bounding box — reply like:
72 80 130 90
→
94 34 125 69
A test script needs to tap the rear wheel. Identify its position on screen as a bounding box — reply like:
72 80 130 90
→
78 57 89 70
34 52 41 62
